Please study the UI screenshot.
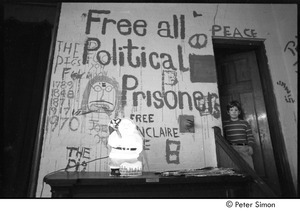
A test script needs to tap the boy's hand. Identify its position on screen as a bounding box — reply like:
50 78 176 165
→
248 142 255 154
248 146 254 155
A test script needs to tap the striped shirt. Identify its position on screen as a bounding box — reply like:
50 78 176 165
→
223 119 255 145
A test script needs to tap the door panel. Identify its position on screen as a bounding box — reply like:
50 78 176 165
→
247 51 280 191
216 50 280 194
235 58 251 81
240 92 265 176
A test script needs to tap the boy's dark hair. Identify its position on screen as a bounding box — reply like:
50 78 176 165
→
226 100 242 112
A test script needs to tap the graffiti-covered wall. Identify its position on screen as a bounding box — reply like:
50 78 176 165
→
37 3 222 197
36 3 297 197
270 5 297 192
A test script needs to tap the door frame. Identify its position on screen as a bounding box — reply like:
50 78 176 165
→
212 38 296 197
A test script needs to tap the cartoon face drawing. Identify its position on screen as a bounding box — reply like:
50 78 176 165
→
80 75 119 115
88 81 116 113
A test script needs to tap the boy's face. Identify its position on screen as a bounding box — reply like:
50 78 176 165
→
228 106 240 120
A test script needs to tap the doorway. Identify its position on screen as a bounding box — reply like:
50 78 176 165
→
3 18 53 197
212 39 286 195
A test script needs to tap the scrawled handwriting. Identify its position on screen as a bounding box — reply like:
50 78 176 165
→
212 25 257 38
277 80 295 103
284 35 298 73
122 74 220 118
65 146 91 172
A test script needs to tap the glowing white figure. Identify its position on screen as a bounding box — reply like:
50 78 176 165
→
108 118 143 176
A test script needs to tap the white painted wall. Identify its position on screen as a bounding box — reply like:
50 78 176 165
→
36 3 297 197
271 4 297 193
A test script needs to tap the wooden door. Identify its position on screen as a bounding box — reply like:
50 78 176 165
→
216 50 281 195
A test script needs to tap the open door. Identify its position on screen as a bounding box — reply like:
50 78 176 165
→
214 47 281 195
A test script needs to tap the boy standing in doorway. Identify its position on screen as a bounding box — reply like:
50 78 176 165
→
223 100 255 169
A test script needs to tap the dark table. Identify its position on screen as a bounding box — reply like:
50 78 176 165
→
44 171 251 198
